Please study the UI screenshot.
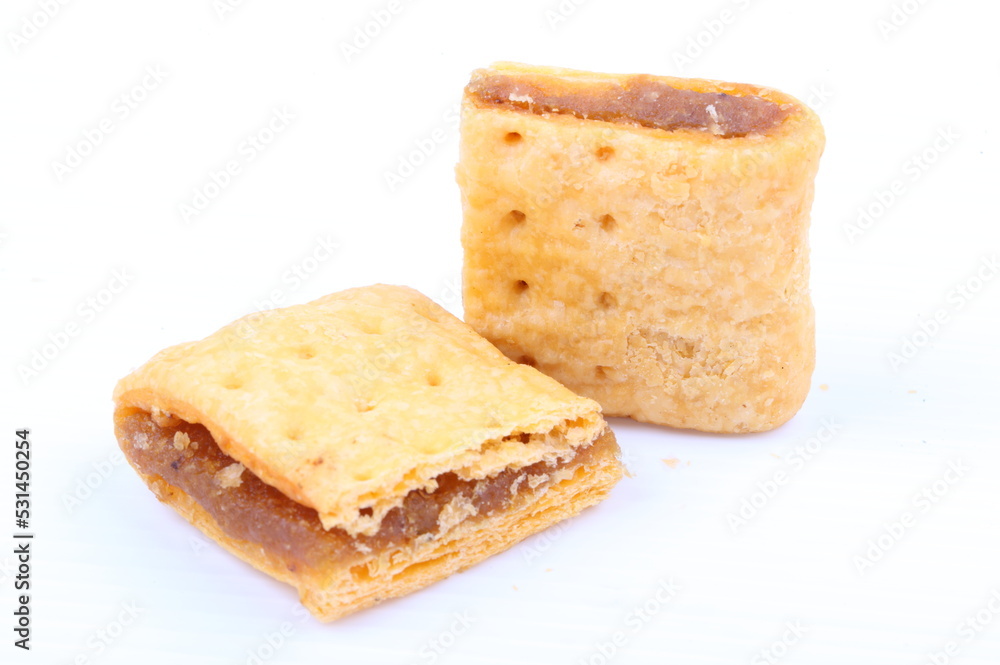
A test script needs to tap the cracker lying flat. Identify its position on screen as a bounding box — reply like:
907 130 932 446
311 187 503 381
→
114 284 621 621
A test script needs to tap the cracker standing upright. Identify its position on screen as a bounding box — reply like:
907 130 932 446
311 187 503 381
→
457 62 825 433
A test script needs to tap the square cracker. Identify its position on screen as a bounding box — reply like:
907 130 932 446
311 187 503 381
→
113 284 607 535
457 62 825 433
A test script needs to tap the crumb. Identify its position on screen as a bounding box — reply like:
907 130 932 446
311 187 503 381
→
686 460 691 467
770 453 781 459
133 432 150 451
438 495 478 533
150 406 179 428
512 585 519 591
662 457 680 469
509 475 526 495
527 474 548 490
354 542 372 555
215 463 245 488
545 568 553 572
908 390 918 394
819 384 829 391
173 431 191 451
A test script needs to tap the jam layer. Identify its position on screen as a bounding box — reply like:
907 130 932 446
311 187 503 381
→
116 408 605 572
467 72 788 138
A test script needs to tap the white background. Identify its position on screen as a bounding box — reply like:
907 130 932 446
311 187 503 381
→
2 0 1000 663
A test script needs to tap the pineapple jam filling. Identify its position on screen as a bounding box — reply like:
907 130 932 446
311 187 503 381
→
467 72 790 138
115 408 610 572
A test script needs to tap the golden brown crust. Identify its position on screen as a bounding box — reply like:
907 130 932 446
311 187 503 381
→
130 429 621 622
113 284 623 621
114 284 606 534
458 63 825 433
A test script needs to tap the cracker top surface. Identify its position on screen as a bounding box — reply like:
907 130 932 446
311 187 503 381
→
114 284 604 534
